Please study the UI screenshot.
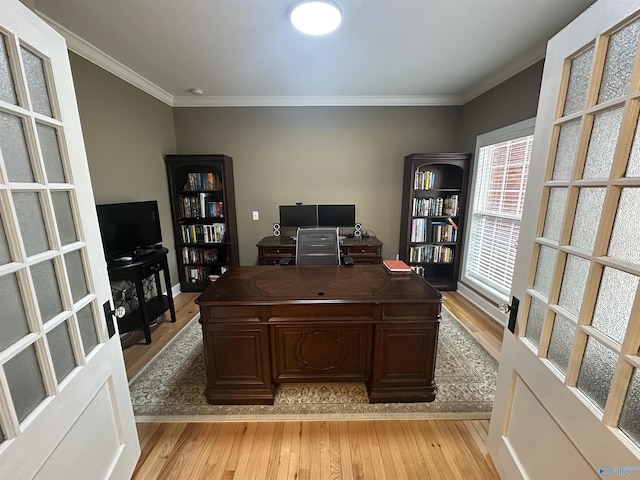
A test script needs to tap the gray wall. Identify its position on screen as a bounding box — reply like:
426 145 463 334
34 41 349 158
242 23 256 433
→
456 60 544 153
172 106 458 264
69 51 544 289
69 53 179 283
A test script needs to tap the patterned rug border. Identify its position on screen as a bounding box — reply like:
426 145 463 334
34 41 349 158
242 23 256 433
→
129 306 498 422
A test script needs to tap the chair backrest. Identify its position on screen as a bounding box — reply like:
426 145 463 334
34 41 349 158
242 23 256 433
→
296 227 341 265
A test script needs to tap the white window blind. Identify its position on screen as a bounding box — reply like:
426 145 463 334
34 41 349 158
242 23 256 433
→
465 131 533 299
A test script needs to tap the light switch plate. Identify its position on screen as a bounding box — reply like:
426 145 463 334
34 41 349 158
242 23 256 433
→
252 211 259 220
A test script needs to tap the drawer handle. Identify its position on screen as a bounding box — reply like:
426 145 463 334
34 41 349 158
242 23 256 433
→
361 249 365 253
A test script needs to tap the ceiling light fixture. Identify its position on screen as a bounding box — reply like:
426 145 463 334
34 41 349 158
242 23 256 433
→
290 1 342 35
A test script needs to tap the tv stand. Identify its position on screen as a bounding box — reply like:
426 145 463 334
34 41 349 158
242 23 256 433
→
107 247 176 344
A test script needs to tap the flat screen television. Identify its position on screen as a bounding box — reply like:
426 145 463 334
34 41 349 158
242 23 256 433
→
279 204 318 227
317 204 356 227
96 200 162 260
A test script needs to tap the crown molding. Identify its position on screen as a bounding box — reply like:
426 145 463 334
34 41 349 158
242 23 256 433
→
172 94 465 107
37 12 174 106
459 45 546 104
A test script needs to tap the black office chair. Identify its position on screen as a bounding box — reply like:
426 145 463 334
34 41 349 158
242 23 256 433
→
295 227 341 265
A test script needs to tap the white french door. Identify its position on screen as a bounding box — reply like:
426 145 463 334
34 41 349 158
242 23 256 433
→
0 1 139 478
489 0 640 478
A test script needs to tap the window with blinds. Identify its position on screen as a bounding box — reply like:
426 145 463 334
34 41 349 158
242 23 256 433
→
463 120 534 302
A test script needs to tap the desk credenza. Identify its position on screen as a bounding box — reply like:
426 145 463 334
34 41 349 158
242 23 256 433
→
256 235 383 265
196 265 442 404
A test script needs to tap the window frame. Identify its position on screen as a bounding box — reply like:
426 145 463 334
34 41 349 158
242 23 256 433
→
461 117 536 306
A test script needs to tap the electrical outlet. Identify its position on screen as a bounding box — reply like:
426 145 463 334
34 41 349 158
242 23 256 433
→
252 211 259 220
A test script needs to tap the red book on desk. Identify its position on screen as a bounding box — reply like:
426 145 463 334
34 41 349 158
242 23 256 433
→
383 260 412 273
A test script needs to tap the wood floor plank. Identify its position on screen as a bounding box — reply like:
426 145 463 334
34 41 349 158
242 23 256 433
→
131 422 188 480
230 422 259 479
372 421 408 480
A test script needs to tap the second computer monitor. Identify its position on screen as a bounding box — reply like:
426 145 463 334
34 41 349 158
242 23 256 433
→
317 204 355 227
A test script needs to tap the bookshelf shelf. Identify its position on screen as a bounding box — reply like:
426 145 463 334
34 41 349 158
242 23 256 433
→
399 153 471 291
165 154 239 292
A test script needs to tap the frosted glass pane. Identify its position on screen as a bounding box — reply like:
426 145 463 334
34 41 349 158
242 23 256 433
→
13 192 50 256
0 33 17 105
591 267 638 344
558 254 590 316
0 273 29 351
31 259 63 323
48 321 76 383
64 250 88 302
547 313 576 375
0 211 11 265
570 188 606 252
524 297 546 347
77 304 99 355
4 344 46 423
583 108 623 180
563 47 593 116
542 188 568 242
36 123 66 183
51 191 77 246
608 188 640 265
20 47 52 117
533 245 557 299
577 337 617 412
0 111 34 182
627 115 640 177
552 120 581 180
598 18 640 104
619 368 640 447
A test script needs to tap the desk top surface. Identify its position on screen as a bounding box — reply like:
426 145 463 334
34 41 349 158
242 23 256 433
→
196 265 441 305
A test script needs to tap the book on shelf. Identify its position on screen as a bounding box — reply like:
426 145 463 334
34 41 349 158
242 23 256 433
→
414 169 436 190
383 259 412 273
185 265 211 283
411 219 457 243
180 223 226 243
179 194 224 219
181 246 219 264
412 195 459 217
409 245 455 263
183 172 223 191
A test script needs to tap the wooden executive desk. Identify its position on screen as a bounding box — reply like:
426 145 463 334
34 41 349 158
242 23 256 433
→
195 265 442 404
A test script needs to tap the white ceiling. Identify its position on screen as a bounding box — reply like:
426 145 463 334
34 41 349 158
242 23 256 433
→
31 0 596 107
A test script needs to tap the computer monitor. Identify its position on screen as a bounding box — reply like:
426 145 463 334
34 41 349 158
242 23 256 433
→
317 204 356 227
279 204 318 227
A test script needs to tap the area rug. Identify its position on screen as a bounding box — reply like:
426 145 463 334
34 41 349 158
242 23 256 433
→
129 307 498 422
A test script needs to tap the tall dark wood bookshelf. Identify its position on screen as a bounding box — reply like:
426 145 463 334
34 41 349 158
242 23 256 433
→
399 153 471 291
164 154 239 292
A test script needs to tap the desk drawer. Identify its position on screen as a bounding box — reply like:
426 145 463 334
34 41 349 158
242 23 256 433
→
262 246 295 256
142 261 163 276
342 245 380 256
258 256 296 265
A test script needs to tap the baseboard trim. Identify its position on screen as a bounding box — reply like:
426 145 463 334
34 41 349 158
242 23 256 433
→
456 282 507 327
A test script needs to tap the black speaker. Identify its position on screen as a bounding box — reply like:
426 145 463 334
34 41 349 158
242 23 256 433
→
273 223 281 237
354 223 362 238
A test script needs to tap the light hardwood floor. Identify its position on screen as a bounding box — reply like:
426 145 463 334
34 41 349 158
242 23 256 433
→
123 289 504 480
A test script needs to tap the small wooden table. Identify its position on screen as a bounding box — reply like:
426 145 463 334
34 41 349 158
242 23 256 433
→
196 265 442 404
107 248 176 344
